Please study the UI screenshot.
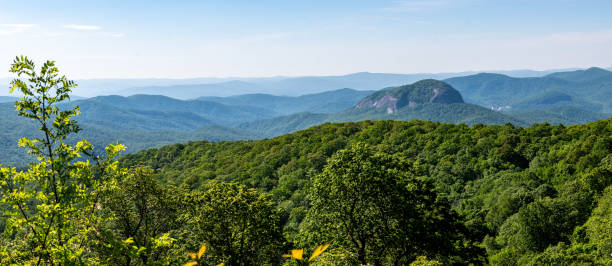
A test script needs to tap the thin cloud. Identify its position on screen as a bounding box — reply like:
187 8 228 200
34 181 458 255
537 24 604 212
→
63 24 101 30
0 24 37 35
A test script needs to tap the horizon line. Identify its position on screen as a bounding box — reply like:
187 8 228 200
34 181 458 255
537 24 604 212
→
1 66 610 80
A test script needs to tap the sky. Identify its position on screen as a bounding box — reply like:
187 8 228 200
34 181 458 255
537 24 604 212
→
1 0 611 78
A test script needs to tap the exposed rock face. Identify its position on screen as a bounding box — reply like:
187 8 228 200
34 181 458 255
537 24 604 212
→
355 79 464 113
356 94 399 114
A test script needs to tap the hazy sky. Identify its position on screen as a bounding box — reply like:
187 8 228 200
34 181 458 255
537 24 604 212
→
1 0 611 78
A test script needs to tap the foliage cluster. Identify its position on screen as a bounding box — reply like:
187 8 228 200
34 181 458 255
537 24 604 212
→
123 115 612 264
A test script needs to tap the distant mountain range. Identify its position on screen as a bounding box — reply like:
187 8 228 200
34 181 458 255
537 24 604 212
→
2 67 599 98
79 68 589 98
2 67 611 166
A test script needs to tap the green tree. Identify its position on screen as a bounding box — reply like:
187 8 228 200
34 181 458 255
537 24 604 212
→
409 256 443 266
301 143 480 265
183 182 286 265
574 184 612 264
0 56 126 264
91 167 181 265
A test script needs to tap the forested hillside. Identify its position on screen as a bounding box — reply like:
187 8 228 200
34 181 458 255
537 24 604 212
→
508 106 610 125
0 102 260 166
79 94 278 126
121 118 612 264
445 67 612 113
198 88 374 115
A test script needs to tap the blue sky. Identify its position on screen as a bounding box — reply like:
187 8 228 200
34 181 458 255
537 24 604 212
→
1 0 611 78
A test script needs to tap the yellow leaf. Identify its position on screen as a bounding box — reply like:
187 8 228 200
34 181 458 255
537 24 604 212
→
183 262 197 266
283 248 304 260
292 249 304 260
308 244 330 262
198 243 207 259
216 264 224 266
188 252 197 260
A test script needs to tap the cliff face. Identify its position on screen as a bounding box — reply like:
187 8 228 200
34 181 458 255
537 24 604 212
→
356 79 464 113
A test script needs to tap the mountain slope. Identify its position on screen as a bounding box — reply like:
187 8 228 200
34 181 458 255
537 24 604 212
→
69 101 213 131
511 91 602 112
114 80 266 99
237 112 329 137
336 103 523 125
79 95 278 126
507 106 610 125
545 67 612 83
444 73 570 108
356 79 464 113
544 67 612 112
0 102 261 166
198 88 374 115
445 68 612 113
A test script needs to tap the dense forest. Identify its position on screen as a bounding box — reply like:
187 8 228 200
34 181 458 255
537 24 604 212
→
121 117 612 265
1 57 611 265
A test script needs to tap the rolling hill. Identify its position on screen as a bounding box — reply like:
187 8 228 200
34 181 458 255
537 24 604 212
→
507 106 610 125
510 91 602 112
77 94 278 126
0 101 262 166
237 112 330 137
112 80 267 99
546 67 612 82
198 88 374 115
444 73 570 108
445 67 612 113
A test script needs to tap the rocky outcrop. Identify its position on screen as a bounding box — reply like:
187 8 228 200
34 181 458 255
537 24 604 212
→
355 79 464 113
